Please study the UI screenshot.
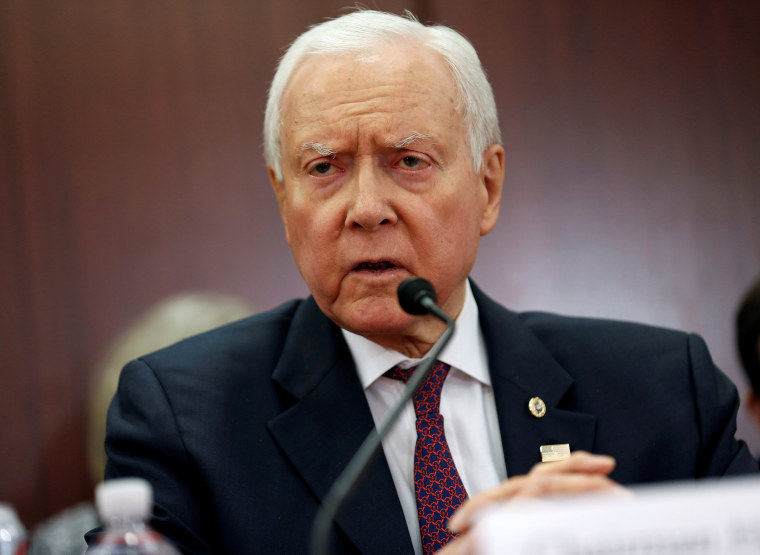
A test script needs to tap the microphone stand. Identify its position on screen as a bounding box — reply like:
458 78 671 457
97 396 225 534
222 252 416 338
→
309 302 455 555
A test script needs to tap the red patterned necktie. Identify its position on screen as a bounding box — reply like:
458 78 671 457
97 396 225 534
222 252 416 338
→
384 361 468 555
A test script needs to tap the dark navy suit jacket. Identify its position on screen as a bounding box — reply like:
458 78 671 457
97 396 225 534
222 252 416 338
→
103 283 757 553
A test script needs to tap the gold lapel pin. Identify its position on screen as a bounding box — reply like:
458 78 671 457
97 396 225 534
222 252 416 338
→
528 396 546 418
540 443 571 462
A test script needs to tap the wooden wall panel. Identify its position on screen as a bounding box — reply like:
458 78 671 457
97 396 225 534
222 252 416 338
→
0 0 415 527
437 0 760 449
1 0 758 531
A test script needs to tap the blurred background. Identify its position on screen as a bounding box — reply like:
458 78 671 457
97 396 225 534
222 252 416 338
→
1 0 759 531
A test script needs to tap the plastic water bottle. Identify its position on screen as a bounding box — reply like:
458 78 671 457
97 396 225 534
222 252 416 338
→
87 478 178 554
0 504 28 555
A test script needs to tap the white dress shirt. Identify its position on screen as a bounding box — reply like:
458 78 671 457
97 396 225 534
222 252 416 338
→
341 281 508 553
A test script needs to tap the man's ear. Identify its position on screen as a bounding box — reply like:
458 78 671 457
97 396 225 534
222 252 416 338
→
746 390 760 429
479 144 505 236
268 166 290 244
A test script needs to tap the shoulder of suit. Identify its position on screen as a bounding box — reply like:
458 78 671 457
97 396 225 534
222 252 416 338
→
516 309 685 334
138 297 306 371
472 281 693 353
515 309 692 356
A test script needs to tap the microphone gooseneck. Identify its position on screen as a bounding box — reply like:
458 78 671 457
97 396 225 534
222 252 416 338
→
310 277 456 555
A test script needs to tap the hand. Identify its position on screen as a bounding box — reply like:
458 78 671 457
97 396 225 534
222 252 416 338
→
437 451 627 554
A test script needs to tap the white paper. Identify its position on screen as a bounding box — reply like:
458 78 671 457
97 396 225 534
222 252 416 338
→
475 476 760 554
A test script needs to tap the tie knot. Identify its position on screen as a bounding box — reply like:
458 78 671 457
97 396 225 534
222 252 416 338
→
384 361 451 416
384 364 415 383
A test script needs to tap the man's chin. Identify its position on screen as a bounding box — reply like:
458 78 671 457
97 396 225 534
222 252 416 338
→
330 298 415 337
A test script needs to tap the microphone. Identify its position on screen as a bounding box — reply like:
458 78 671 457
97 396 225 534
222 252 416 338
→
398 276 437 314
398 277 453 325
310 277 457 555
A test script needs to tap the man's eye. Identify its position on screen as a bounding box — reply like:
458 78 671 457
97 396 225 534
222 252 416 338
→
398 156 429 170
309 162 338 176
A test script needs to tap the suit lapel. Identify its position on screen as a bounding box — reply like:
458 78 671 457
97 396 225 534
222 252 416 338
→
267 298 413 554
473 283 597 476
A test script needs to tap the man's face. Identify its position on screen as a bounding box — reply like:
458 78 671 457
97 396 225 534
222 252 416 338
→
270 43 503 348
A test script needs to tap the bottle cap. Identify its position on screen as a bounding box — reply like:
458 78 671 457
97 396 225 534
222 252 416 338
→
0 504 18 522
95 478 153 522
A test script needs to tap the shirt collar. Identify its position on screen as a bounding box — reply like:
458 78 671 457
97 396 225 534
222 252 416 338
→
341 279 490 389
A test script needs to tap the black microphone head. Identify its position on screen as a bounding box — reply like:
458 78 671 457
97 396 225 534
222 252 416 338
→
397 277 437 315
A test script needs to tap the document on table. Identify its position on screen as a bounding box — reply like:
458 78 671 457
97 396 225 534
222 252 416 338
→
475 476 760 555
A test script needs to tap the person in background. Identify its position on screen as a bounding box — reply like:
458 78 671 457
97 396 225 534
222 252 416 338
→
30 293 254 555
737 276 760 436
98 10 757 555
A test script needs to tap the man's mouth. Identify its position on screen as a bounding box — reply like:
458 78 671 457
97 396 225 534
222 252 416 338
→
353 261 399 272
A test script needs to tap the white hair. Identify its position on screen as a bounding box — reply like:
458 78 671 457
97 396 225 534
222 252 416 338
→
264 10 502 181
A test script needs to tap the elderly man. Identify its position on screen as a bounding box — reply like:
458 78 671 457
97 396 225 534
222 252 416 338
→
101 10 757 555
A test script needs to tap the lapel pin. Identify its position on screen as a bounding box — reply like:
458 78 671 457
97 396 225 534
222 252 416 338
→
540 443 571 462
528 396 546 418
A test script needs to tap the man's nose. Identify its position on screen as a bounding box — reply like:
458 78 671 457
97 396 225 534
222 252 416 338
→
344 163 398 231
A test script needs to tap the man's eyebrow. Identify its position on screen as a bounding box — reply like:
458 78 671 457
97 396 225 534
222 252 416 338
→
390 132 434 149
298 142 337 157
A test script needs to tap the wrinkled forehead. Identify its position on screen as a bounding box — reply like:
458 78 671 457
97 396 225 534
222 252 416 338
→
279 47 464 149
